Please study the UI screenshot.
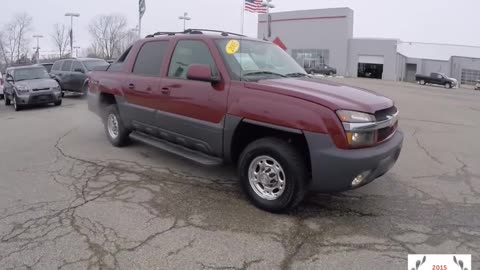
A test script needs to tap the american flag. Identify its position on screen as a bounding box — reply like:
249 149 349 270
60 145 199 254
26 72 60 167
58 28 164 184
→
245 0 267 14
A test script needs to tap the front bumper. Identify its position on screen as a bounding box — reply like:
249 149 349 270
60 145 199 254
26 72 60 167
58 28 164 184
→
305 130 404 192
16 92 62 105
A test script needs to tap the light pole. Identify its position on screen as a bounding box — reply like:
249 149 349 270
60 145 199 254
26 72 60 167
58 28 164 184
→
33 35 44 64
131 26 140 38
65 13 80 57
178 12 191 31
262 0 275 39
73 46 81 58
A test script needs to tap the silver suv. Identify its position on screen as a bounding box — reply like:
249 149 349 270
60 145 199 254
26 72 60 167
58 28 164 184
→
3 66 62 111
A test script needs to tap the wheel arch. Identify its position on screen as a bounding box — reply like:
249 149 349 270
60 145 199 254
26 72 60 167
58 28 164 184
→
224 116 311 174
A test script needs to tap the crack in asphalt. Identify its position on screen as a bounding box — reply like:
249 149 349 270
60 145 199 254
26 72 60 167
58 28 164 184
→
412 128 443 165
0 128 479 269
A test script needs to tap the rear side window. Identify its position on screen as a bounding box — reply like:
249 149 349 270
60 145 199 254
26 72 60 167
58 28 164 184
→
132 41 169 76
72 61 84 72
168 40 216 79
52 61 62 71
61 60 73 71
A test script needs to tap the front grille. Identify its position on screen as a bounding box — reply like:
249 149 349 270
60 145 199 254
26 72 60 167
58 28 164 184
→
377 122 398 142
31 94 54 102
375 106 398 121
32 87 50 92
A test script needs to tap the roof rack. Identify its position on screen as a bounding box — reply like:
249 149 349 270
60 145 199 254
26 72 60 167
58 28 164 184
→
145 29 246 38
184 29 246 37
145 31 183 38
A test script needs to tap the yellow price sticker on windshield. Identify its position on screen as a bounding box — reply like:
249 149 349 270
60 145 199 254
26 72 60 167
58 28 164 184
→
226 40 240 55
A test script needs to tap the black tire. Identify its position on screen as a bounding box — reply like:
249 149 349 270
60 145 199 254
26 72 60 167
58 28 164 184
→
104 105 131 147
54 100 62 106
420 80 426 85
4 95 11 106
445 83 452 89
12 95 22 111
238 137 308 213
82 82 89 95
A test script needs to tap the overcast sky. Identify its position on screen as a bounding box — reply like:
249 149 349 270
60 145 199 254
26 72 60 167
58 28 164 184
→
1 0 478 55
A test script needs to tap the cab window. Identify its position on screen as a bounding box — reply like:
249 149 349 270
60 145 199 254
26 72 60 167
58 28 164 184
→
167 40 216 79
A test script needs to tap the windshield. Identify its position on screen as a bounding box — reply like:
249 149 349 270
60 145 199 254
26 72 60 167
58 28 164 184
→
83 60 109 71
42 64 53 73
215 39 306 81
14 67 50 81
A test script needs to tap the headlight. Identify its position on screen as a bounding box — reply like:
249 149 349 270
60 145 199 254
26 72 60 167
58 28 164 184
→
345 131 377 147
52 85 61 92
337 110 377 147
337 110 375 123
15 85 30 95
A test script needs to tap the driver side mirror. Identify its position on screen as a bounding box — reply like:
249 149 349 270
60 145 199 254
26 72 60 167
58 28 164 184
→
6 75 14 83
186 64 220 83
74 68 85 74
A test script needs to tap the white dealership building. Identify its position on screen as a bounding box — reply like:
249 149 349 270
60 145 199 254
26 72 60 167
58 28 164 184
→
258 8 480 86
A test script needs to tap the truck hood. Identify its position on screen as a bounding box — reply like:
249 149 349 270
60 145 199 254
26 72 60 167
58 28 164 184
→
16 78 58 90
244 77 393 114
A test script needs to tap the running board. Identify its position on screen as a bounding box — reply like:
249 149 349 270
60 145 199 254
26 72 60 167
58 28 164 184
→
130 132 223 166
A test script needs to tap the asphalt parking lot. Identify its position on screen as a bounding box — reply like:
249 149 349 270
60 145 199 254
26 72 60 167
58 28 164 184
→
0 80 479 270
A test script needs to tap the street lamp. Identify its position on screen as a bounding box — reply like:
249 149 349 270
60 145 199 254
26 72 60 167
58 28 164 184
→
178 12 191 31
33 35 44 64
65 12 80 57
262 0 275 39
73 46 81 58
131 26 140 38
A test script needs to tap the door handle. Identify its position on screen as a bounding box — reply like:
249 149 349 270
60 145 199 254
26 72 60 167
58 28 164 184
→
161 87 170 95
128 83 135 90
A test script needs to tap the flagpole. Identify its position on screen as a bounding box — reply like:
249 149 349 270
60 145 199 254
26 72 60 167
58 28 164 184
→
139 13 142 38
240 0 245 35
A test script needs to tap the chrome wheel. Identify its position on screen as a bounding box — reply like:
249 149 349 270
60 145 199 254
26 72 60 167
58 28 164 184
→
248 156 286 200
107 113 119 139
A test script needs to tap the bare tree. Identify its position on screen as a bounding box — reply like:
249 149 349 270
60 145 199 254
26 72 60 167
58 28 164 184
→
89 14 128 60
0 31 9 68
119 29 139 54
1 13 33 65
51 24 70 58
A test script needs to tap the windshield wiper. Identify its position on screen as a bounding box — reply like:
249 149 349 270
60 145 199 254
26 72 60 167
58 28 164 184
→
285 72 309 78
243 71 287 78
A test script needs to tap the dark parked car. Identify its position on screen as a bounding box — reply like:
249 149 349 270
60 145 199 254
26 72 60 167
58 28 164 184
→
51 58 109 95
304 64 337 76
36 63 54 73
416 72 457 88
3 65 62 111
88 29 403 213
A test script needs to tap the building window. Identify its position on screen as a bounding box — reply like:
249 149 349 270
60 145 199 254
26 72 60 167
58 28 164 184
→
291 49 330 69
461 69 480 85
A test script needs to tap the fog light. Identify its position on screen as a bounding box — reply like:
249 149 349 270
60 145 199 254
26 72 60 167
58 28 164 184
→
352 170 372 187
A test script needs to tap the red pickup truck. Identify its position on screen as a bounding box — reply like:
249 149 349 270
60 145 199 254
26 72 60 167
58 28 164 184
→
88 29 403 212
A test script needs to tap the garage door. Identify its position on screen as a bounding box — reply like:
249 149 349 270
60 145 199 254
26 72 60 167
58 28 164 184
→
359 55 385 65
461 69 480 85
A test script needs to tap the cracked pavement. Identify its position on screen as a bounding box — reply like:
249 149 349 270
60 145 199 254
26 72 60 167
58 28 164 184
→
0 81 479 269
